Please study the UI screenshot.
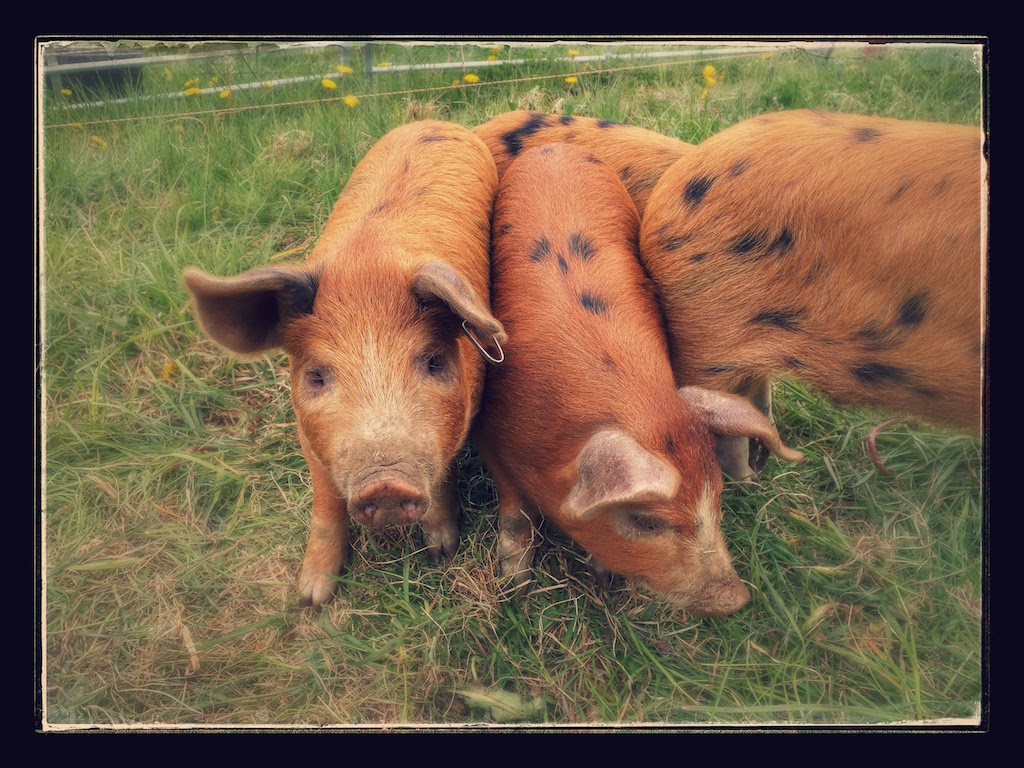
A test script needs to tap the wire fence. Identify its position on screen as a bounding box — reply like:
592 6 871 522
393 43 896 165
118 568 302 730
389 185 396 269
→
41 41 836 131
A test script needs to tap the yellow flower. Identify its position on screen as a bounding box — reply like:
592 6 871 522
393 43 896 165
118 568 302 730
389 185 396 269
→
60 88 71 97
452 79 459 87
487 54 496 61
90 135 107 148
699 88 708 102
463 73 479 84
702 64 716 80
321 78 337 90
219 89 231 99
378 61 390 67
264 82 274 89
488 46 500 54
174 123 184 134
160 361 177 380
208 76 218 86
184 87 201 96
184 77 199 88
164 67 172 81
71 122 83 130
344 94 359 108
568 48 579 57
565 76 577 84
336 65 353 74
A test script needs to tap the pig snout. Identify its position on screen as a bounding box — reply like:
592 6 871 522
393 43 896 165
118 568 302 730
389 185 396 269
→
350 471 427 527
685 575 751 618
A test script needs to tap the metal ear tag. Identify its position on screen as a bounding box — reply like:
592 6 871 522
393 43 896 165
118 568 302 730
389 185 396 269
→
462 320 505 365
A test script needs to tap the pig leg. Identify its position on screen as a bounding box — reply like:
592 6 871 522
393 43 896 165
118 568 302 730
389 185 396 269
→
421 473 460 561
716 377 773 481
297 448 349 609
496 486 541 595
296 424 348 608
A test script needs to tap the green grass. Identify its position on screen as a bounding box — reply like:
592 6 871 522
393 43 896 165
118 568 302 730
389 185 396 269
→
40 39 985 728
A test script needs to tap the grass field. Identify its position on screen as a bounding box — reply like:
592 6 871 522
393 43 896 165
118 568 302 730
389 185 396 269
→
39 38 986 728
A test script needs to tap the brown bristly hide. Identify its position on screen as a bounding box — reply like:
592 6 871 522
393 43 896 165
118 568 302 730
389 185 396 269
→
184 120 505 608
474 143 801 618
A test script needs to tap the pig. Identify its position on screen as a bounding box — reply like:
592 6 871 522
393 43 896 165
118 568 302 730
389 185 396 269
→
639 109 986 479
183 120 507 608
472 110 694 217
474 143 803 618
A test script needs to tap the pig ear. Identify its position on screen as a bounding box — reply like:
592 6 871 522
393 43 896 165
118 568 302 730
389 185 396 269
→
563 430 681 521
183 264 320 357
410 261 508 346
678 386 804 463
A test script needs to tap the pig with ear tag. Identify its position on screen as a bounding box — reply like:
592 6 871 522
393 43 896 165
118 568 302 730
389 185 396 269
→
474 144 801 617
184 120 506 608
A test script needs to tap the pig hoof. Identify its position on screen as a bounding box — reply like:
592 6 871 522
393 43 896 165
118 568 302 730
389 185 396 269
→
592 561 613 589
298 570 339 609
424 526 459 562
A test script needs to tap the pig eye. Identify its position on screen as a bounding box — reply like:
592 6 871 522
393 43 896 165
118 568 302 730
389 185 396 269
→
418 349 453 381
427 354 446 375
306 369 328 390
621 510 669 536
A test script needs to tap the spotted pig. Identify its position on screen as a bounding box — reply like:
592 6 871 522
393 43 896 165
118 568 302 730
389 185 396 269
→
184 120 506 608
474 144 802 617
472 110 694 217
640 109 985 479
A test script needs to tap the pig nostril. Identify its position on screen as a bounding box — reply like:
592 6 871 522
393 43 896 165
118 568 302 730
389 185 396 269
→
401 499 420 521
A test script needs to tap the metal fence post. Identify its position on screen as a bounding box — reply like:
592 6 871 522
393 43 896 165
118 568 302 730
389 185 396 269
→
363 42 373 79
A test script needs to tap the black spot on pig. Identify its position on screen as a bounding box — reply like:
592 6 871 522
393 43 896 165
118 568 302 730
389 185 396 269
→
665 434 677 457
855 127 882 142
597 119 623 128
784 357 805 369
852 362 910 386
620 165 634 180
750 307 805 332
531 237 552 262
569 233 596 261
897 292 929 326
560 115 575 125
584 154 601 164
557 255 569 274
889 179 914 202
769 227 795 256
580 293 607 315
420 133 458 143
935 174 952 195
705 364 736 374
855 322 902 351
602 354 618 372
658 227 692 252
540 146 555 156
498 222 513 236
684 175 715 207
729 158 750 177
370 200 391 216
731 230 768 257
689 252 708 263
501 113 551 156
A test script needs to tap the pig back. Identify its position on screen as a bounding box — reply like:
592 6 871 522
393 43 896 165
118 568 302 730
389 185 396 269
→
473 111 694 217
484 144 681 484
306 119 499 306
640 109 985 429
